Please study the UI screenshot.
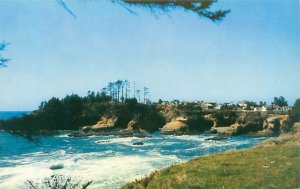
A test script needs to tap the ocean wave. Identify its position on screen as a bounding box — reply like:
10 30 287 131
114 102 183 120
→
0 132 265 188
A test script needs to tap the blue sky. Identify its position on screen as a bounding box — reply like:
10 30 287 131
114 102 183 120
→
0 0 299 110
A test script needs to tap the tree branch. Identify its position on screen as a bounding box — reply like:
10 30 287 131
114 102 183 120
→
57 0 230 22
57 0 77 18
120 0 230 22
0 41 9 68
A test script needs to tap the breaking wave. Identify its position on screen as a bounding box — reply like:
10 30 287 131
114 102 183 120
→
0 131 266 188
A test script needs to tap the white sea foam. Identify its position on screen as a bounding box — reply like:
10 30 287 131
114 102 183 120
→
0 152 181 189
56 134 70 138
165 134 213 142
0 132 264 189
95 136 156 147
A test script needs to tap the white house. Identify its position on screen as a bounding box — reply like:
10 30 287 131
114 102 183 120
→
215 104 222 110
254 107 261 111
238 100 248 107
254 106 268 112
261 106 268 112
201 103 214 110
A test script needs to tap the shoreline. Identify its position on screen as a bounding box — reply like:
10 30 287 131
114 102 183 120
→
0 131 268 189
121 132 300 189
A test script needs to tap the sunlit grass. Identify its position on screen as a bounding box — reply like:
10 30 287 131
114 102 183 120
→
121 135 300 189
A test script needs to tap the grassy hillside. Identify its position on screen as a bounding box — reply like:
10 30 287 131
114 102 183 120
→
121 134 300 189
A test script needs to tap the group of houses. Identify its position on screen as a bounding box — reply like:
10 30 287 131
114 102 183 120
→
157 99 292 113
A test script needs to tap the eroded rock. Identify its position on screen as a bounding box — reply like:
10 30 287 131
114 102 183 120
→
160 118 188 133
90 116 118 131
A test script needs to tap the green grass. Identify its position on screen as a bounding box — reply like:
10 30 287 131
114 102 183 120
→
121 135 300 189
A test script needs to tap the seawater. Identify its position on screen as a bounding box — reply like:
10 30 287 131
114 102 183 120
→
0 111 31 120
0 130 266 189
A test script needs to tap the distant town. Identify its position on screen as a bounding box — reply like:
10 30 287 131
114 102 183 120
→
99 80 292 113
155 98 291 113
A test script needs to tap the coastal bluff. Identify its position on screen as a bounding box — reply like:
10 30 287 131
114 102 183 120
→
79 108 294 137
210 113 290 136
1 98 298 138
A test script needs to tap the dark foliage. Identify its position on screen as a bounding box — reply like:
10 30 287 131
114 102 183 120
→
177 102 213 132
236 112 264 134
214 111 238 127
137 105 165 132
177 102 200 116
0 92 165 134
119 0 230 22
0 92 111 134
111 98 165 131
259 101 267 107
289 99 300 122
26 174 92 189
0 41 9 67
187 113 213 132
273 96 288 107
57 0 230 22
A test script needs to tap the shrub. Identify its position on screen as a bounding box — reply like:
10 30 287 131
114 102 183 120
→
25 174 92 189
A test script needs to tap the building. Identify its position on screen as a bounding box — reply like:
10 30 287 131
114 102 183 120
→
201 102 214 110
254 106 268 112
215 104 222 110
238 100 248 108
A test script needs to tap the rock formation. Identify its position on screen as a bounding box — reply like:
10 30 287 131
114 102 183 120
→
160 117 188 133
90 116 118 131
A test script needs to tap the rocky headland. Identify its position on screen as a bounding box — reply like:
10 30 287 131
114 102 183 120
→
1 94 298 139
73 106 295 138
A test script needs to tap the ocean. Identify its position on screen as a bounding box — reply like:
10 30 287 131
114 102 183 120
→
0 112 267 189
0 111 31 120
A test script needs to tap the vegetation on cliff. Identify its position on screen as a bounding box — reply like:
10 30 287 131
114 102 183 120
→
213 111 238 127
0 82 164 135
121 103 300 188
0 98 165 135
0 90 298 137
0 86 213 135
172 103 214 132
289 99 300 122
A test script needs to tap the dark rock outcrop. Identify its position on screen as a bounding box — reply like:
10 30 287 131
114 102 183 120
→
50 163 64 170
205 135 229 141
132 141 144 145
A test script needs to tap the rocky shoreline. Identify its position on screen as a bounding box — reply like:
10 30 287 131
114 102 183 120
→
2 99 297 139
121 130 300 189
69 110 294 138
